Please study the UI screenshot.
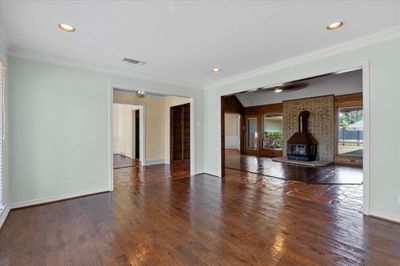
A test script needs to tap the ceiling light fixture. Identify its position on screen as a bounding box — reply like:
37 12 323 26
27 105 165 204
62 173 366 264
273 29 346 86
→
136 90 146 98
274 88 283 93
212 68 221 72
58 23 76 32
327 21 343 30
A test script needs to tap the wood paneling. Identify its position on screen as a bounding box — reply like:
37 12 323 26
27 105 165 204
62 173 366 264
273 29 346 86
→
221 95 245 176
243 103 283 157
223 95 244 113
335 92 363 108
170 103 190 162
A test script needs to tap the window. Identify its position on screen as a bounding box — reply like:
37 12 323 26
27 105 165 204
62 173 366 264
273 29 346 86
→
0 60 4 211
263 115 283 150
338 107 363 157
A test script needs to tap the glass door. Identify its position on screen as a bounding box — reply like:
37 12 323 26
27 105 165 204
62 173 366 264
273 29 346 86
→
261 114 283 157
246 116 259 154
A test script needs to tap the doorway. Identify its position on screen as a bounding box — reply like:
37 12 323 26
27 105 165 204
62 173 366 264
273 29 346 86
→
220 66 368 213
170 103 190 173
113 103 142 169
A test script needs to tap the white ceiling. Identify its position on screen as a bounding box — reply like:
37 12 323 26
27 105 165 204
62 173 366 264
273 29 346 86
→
0 0 399 88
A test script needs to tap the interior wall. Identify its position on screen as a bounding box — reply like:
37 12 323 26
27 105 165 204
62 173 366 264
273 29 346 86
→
113 103 138 159
165 96 191 163
204 36 400 220
224 113 240 150
7 55 204 207
0 36 8 219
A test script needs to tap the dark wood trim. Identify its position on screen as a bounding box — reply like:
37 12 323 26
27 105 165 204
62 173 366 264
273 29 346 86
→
335 92 363 108
221 96 226 177
170 103 190 162
242 103 283 157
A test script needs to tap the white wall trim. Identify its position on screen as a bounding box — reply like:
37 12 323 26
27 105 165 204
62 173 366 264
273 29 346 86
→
205 25 400 89
7 46 202 90
109 86 196 186
0 205 10 229
370 210 400 224
218 60 371 216
362 62 371 216
10 187 110 209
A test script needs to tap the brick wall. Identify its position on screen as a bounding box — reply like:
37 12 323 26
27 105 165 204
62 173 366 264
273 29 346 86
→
283 95 335 162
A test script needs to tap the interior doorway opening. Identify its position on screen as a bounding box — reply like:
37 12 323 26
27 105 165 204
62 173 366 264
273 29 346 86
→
221 66 367 213
113 103 142 169
110 88 194 190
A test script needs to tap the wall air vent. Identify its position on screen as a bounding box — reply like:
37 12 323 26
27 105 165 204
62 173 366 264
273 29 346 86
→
122 58 146 65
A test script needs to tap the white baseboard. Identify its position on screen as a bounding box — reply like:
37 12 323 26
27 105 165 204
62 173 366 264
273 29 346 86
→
0 205 10 229
144 159 166 166
369 209 400 223
10 186 110 209
204 171 221 178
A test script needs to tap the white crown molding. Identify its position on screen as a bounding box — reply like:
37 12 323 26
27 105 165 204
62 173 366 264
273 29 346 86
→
7 46 202 90
205 25 400 90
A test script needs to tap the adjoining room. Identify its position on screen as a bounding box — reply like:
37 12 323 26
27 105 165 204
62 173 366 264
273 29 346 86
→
222 69 364 210
112 89 192 188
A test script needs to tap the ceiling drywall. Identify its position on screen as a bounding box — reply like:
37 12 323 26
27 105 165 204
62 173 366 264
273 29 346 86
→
235 69 362 107
0 1 399 88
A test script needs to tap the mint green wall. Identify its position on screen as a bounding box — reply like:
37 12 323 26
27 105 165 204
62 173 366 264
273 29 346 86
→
205 37 400 218
0 40 8 209
8 56 204 205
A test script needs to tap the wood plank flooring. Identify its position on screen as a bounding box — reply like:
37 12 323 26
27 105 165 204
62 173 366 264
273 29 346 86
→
1 162 399 265
225 149 363 184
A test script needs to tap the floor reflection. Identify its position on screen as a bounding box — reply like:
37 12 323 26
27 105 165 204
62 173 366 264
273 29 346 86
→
225 149 363 184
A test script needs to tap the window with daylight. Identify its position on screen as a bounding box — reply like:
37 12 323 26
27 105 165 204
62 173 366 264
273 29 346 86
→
338 107 363 157
0 60 4 211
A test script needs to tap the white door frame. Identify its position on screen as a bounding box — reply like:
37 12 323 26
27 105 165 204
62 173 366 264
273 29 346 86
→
221 61 370 215
108 85 196 192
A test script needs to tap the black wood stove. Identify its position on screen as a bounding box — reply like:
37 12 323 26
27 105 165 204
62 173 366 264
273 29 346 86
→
287 111 318 161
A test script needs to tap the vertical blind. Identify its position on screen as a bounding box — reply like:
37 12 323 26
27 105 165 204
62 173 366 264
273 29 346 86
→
0 60 4 211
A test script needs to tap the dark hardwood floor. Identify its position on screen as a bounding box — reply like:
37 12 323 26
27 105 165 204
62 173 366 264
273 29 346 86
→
225 149 363 185
1 160 399 265
113 154 137 169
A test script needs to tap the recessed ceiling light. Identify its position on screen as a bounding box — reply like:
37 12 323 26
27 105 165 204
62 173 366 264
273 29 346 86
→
58 23 76 32
327 21 343 30
274 88 283 93
212 68 221 72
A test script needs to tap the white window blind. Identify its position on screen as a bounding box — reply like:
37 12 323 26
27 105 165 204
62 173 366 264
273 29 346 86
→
0 60 4 211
